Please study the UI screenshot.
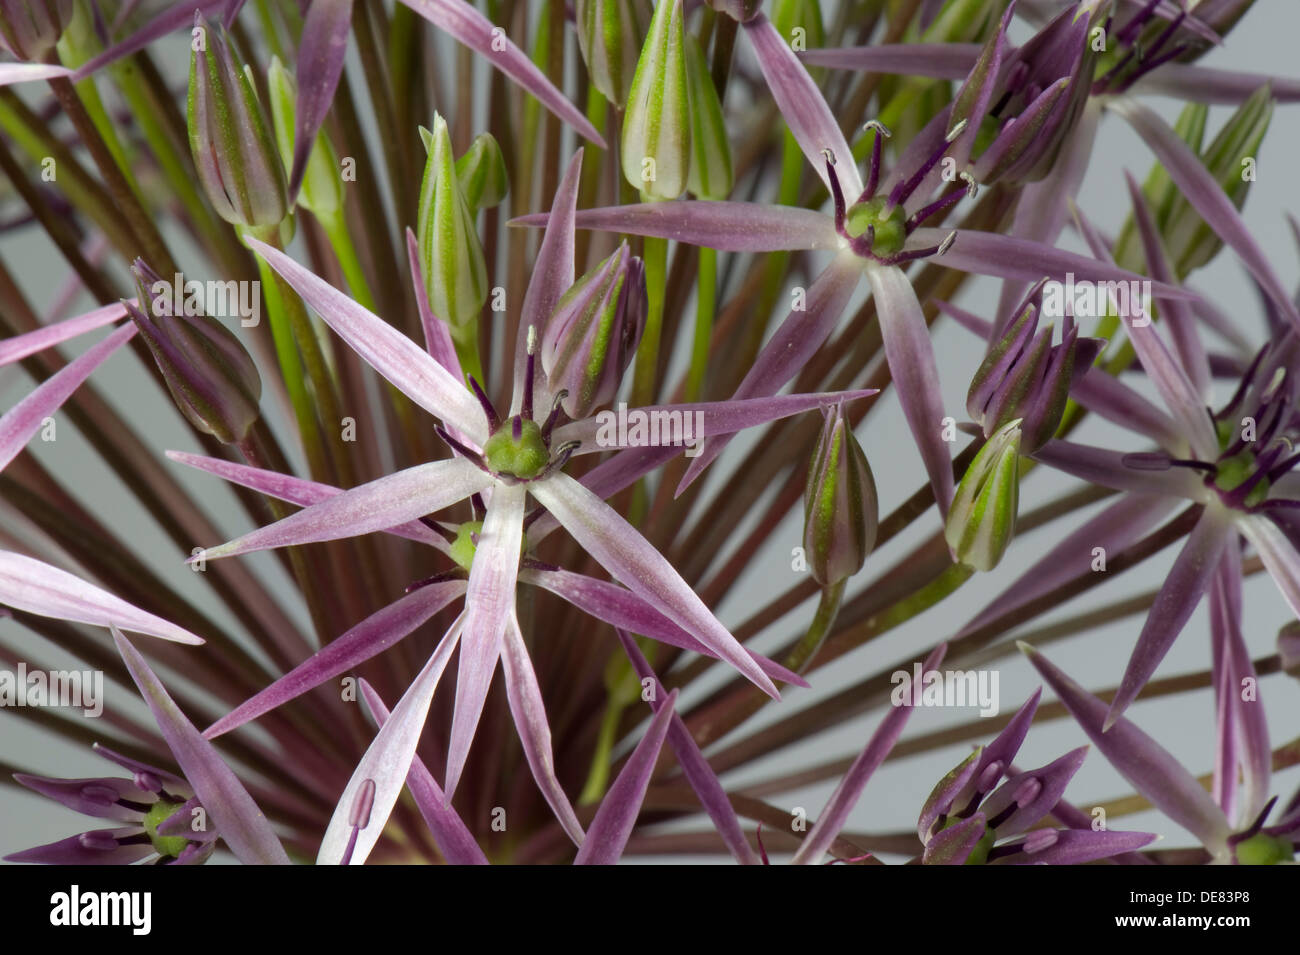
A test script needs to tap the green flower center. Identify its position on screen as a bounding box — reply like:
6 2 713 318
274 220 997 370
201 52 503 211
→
844 197 908 256
449 521 483 571
483 418 550 480
143 799 190 858
1235 832 1294 865
1214 450 1269 507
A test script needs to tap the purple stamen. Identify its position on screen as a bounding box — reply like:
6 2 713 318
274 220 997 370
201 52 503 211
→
434 425 492 475
541 390 568 441
340 778 376 867
860 120 890 202
468 375 500 432
405 569 463 593
887 119 967 212
1117 0 1163 47
878 231 956 266
471 492 487 520
906 185 967 232
511 415 523 441
522 326 538 421
824 151 847 233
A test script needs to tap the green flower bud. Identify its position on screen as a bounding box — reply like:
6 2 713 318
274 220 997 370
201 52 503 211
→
127 260 263 444
454 132 508 212
0 0 71 61
541 242 646 419
946 419 1021 572
576 0 651 109
187 15 289 228
484 418 550 480
684 33 732 200
621 0 691 200
417 115 488 328
266 56 343 218
803 404 878 587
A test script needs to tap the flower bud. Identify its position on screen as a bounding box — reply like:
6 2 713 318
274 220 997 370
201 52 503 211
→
266 56 343 218
454 132 508 212
684 33 732 200
126 261 262 444
417 114 488 328
803 404 878 587
621 0 690 200
946 418 1021 572
187 15 289 228
575 0 651 109
0 0 72 61
541 241 646 419
967 284 1103 454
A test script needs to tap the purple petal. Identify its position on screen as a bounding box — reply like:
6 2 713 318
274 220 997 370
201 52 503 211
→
1031 439 1205 499
616 631 759 864
511 200 839 252
204 579 467 739
909 228 1197 301
677 255 862 491
1238 513 1300 620
1069 370 1183 451
993 827 1157 865
4 827 154 865
288 0 353 198
1124 172 1211 400
0 551 205 645
0 63 73 85
1111 96 1300 331
0 323 136 473
165 449 446 550
155 795 216 842
1134 64 1300 104
554 388 876 456
530 473 779 698
743 12 860 193
574 689 678 865
13 774 155 823
1107 506 1233 728
405 228 463 380
514 150 583 412
922 812 987 865
317 620 462 864
983 746 1088 839
868 265 954 517
112 630 291 864
519 567 808 687
358 679 488 865
1021 642 1232 857
444 483 526 800
800 43 980 79
91 743 189 793
198 458 491 561
792 643 946 864
945 688 1043 821
397 0 604 146
499 613 585 845
247 237 486 440
0 302 127 367
70 0 229 81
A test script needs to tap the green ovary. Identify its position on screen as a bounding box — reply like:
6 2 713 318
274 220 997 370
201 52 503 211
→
450 521 483 570
143 799 189 858
1214 450 1269 507
844 197 907 256
1235 832 1294 865
483 418 550 479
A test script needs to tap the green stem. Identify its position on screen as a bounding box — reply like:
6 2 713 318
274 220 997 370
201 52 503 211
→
686 244 717 402
783 580 846 674
633 234 668 407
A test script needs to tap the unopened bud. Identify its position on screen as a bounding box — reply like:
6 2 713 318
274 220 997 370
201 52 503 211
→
575 0 651 109
417 114 488 328
454 132 508 212
684 33 732 200
621 0 690 200
946 419 1021 572
127 261 262 444
541 242 646 419
266 56 343 217
803 404 878 587
0 0 72 61
187 15 289 228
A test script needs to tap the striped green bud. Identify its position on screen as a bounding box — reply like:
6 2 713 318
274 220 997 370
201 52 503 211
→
576 0 651 109
417 115 488 328
187 15 289 228
454 132 508 212
684 33 732 200
542 242 646 419
946 419 1021 572
803 404 878 587
266 56 343 217
0 0 71 61
621 0 691 200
